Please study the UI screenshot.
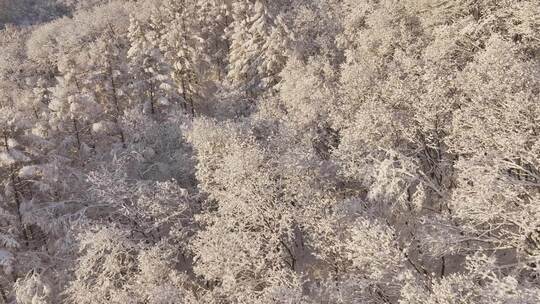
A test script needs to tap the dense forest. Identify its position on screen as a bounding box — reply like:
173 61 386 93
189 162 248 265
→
0 0 539 303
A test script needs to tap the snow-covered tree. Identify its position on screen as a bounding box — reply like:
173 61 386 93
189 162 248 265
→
157 0 202 116
226 0 292 93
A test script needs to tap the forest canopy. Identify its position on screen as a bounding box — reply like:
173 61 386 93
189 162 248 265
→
0 0 539 303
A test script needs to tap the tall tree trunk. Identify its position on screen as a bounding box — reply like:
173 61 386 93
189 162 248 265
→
10 167 29 247
149 81 155 114
108 64 126 148
181 77 189 114
2 132 9 151
440 256 446 277
73 118 81 151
